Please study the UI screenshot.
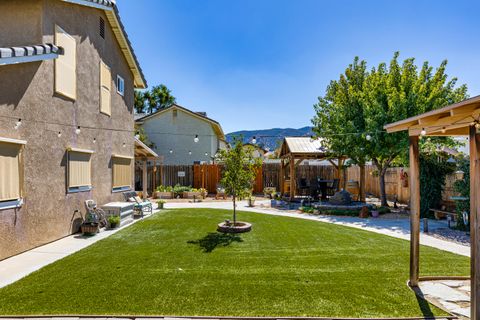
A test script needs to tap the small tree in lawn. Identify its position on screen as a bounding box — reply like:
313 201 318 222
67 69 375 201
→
217 138 262 225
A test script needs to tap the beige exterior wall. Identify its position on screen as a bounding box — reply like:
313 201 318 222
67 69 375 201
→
0 0 135 260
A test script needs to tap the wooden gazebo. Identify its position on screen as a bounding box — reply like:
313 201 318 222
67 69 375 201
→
279 137 344 200
134 137 160 199
384 95 480 319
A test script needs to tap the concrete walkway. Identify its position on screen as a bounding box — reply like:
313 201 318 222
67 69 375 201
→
0 212 157 289
166 200 470 257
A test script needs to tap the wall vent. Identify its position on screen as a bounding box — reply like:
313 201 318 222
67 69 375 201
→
100 17 105 39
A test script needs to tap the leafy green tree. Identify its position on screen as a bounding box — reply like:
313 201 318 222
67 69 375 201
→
313 52 467 206
134 90 146 114
140 84 176 114
217 138 262 224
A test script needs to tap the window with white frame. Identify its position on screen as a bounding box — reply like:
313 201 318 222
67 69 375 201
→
116 75 124 96
0 138 26 210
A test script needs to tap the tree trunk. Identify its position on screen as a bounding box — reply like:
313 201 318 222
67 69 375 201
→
379 169 388 207
233 193 236 225
359 163 366 202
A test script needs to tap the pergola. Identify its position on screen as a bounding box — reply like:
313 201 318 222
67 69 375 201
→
278 137 345 200
384 95 480 319
134 137 160 199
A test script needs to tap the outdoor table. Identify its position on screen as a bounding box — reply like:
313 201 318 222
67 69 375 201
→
318 179 333 201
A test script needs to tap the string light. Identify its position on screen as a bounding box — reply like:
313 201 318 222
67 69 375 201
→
420 128 426 136
169 149 173 154
194 134 199 143
251 136 257 144
122 142 126 148
57 131 62 138
365 134 371 141
93 138 96 144
441 127 446 133
75 126 81 135
14 119 21 130
205 152 208 156
188 150 192 155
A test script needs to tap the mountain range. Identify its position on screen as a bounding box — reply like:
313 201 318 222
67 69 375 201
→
226 126 314 151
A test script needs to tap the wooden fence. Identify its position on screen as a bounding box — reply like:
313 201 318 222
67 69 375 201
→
141 163 459 204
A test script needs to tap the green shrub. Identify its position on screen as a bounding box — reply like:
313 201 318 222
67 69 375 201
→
173 184 192 197
377 206 391 214
108 215 120 227
156 185 173 192
299 206 314 213
319 209 359 217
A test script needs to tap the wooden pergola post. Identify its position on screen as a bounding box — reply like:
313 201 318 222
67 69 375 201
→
142 158 148 200
470 126 480 319
408 135 420 287
279 159 284 194
289 154 295 200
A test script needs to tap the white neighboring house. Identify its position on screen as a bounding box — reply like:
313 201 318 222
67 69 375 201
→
135 104 228 165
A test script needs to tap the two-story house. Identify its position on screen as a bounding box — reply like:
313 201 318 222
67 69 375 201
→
0 0 146 260
135 104 227 165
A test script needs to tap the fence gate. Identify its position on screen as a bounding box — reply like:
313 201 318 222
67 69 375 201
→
193 164 221 193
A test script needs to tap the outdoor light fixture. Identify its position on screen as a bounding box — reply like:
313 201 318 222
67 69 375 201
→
135 134 140 140
188 150 192 155
441 127 446 133
14 119 21 130
122 142 126 148
420 128 426 136
205 152 208 156
75 126 81 135
455 170 465 180
93 138 96 144
169 149 173 154
57 131 62 138
194 135 199 143
252 136 257 144
366 134 371 141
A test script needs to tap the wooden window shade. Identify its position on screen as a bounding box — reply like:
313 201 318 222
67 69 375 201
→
100 61 111 115
0 142 23 202
55 25 76 100
112 156 132 188
68 151 92 188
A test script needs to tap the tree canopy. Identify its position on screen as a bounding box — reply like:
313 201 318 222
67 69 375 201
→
312 52 468 206
134 84 176 114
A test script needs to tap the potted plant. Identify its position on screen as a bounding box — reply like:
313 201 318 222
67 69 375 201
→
199 188 208 199
263 187 276 199
157 199 166 209
108 215 121 229
81 211 99 235
155 185 174 199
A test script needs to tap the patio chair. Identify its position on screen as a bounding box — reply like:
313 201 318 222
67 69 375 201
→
215 184 227 200
123 191 152 218
296 178 310 197
325 179 340 198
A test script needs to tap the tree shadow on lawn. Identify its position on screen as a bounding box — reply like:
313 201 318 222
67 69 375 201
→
188 232 243 253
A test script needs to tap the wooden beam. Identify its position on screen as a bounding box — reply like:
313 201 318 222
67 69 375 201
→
409 135 420 287
450 104 480 116
328 159 339 170
470 126 480 320
289 154 295 200
294 158 304 167
142 158 148 199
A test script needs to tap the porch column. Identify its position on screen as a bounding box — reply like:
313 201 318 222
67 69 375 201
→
142 158 148 200
470 126 480 319
280 159 284 194
409 135 420 287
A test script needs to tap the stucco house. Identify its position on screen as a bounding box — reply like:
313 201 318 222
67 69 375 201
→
135 104 228 165
0 0 146 260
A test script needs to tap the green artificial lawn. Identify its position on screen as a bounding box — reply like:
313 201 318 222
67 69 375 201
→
0 209 469 317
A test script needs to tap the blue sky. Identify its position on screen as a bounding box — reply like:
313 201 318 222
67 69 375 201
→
118 0 480 134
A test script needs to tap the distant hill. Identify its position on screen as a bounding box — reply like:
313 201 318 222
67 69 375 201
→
226 126 314 151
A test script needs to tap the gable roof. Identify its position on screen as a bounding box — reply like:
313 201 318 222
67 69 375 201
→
62 0 147 88
135 104 225 140
279 137 332 159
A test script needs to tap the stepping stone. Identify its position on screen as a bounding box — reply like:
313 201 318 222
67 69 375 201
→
441 280 468 287
451 306 470 317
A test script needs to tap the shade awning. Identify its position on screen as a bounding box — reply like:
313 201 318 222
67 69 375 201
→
134 137 158 159
384 95 480 136
0 44 60 66
279 137 335 160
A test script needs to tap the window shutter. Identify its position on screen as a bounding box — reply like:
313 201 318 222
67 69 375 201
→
0 142 22 201
100 61 111 115
55 25 76 100
112 156 132 188
68 151 92 188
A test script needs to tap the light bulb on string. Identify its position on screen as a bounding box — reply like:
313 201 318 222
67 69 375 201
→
420 128 426 136
75 126 81 135
205 152 208 156
366 134 371 141
194 135 199 143
188 150 192 155
169 149 173 154
441 127 446 134
123 142 126 148
57 131 62 138
252 136 257 144
93 138 96 144
14 119 21 130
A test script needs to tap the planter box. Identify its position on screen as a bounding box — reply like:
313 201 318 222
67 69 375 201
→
183 191 202 199
101 202 134 227
155 191 173 199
